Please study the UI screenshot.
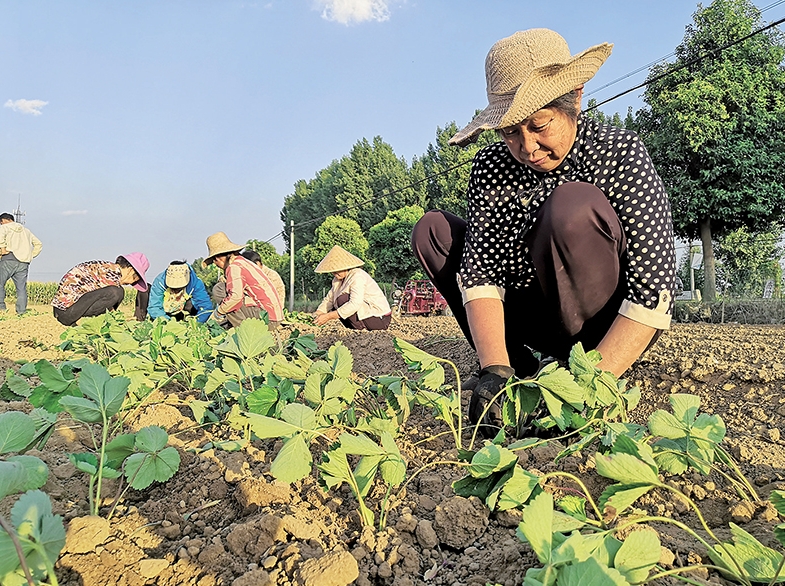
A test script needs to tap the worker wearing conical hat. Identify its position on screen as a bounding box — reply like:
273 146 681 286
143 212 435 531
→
313 245 392 330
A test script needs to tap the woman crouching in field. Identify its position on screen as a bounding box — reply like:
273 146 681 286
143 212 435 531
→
52 253 150 326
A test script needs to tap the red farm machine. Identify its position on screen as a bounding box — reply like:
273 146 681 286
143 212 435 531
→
392 279 450 316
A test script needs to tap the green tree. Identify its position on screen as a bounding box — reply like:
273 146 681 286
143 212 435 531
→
714 226 783 297
420 121 499 217
192 258 221 292
368 205 424 282
280 137 426 250
636 0 785 301
245 239 285 273
584 99 635 129
297 216 372 294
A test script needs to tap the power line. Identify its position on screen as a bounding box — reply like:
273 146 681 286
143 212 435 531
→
271 12 785 242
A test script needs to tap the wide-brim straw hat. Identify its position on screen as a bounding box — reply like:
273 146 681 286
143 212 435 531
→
315 245 365 274
165 263 190 289
204 232 244 265
449 28 613 147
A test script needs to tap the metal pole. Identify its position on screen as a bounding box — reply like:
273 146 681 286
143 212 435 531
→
289 220 295 312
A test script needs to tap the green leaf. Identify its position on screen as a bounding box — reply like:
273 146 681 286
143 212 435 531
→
328 342 354 378
771 490 785 516
6 456 48 491
420 365 445 390
558 557 631 586
5 371 32 398
354 455 382 498
236 318 274 359
281 403 317 430
670 393 701 424
78 363 111 404
518 491 553 564
0 411 36 454
134 426 169 453
34 360 73 392
536 364 585 410
101 375 130 418
599 484 654 520
244 412 299 439
270 435 312 483
59 395 102 423
540 388 570 429
557 495 587 521
104 433 136 469
0 460 28 499
318 448 352 490
10 490 65 574
124 447 180 489
708 523 785 582
303 373 324 404
69 453 98 476
393 338 438 370
379 432 406 487
468 444 517 479
594 453 661 486
324 378 356 402
648 410 685 440
340 433 385 456
246 385 278 416
452 473 502 500
497 466 540 511
614 530 660 583
188 399 213 424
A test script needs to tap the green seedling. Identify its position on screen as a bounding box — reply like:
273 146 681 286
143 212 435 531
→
0 411 65 586
59 363 131 515
318 431 406 528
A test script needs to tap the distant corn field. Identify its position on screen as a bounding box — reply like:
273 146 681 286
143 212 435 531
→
3 281 137 306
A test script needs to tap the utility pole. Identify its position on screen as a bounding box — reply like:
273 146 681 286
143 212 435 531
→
13 195 25 225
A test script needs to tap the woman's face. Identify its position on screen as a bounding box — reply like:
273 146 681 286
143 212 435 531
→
332 270 349 280
118 266 140 286
498 107 578 173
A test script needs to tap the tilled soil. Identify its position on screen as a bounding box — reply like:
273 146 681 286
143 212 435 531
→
1 306 785 586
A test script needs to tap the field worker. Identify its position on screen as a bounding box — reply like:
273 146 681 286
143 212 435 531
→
0 212 43 315
313 245 392 331
411 29 677 437
241 250 286 307
52 253 150 326
204 232 283 328
147 261 213 322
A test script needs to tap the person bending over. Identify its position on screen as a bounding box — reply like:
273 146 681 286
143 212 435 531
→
147 260 213 322
313 246 392 331
411 29 677 436
52 253 150 326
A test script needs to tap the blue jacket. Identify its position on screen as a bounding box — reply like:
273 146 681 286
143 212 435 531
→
147 264 213 323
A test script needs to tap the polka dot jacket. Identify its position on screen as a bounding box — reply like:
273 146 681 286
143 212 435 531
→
458 114 677 330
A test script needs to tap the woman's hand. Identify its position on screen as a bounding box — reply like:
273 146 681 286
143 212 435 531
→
313 310 338 326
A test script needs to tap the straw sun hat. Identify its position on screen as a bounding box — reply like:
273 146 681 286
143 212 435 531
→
204 232 244 265
315 245 365 274
165 262 190 289
449 28 613 147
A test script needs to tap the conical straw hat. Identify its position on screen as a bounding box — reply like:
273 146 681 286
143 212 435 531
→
315 245 365 273
204 232 244 265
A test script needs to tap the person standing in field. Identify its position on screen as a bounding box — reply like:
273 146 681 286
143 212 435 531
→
147 260 213 322
204 232 283 328
313 245 392 331
412 29 677 437
52 253 150 326
0 212 43 315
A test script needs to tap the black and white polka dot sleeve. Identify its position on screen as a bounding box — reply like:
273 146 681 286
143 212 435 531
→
598 130 676 327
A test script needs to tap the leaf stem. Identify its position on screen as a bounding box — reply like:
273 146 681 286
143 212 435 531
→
540 471 606 529
0 513 36 586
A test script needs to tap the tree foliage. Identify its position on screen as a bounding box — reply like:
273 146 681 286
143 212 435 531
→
420 121 499 218
281 137 427 250
368 205 425 283
636 0 785 300
297 216 372 294
714 226 783 297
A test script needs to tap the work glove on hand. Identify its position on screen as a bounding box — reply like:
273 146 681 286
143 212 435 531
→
468 365 515 439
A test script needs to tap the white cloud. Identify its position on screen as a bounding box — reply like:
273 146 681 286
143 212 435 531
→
315 0 390 24
4 99 49 116
61 210 88 216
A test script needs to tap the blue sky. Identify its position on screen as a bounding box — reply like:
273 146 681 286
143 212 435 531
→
1 0 779 282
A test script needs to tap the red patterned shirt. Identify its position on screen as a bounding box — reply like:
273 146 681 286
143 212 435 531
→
52 261 121 310
218 256 283 322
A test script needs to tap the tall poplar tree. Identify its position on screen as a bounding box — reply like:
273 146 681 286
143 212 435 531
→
636 0 785 300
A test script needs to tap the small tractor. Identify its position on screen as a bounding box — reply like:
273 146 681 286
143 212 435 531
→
392 279 450 316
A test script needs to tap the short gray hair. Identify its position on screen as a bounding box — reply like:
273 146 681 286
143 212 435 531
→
543 89 581 122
